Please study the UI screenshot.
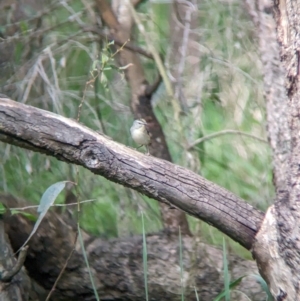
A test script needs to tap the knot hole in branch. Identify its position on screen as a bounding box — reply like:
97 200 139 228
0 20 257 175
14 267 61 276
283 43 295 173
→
81 148 100 168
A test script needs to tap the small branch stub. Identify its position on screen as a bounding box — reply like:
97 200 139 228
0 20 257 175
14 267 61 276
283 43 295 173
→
1 246 28 282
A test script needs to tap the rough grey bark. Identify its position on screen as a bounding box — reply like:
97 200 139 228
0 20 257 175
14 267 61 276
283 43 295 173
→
0 96 263 249
2 194 266 301
245 0 290 192
251 0 300 300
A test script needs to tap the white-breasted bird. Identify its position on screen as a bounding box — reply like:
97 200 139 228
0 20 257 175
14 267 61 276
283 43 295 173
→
130 119 151 155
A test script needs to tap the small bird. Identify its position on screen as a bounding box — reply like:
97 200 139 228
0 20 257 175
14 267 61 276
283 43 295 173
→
130 119 151 155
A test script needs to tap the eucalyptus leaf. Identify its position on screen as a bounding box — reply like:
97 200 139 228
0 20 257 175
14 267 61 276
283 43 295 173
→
17 181 68 253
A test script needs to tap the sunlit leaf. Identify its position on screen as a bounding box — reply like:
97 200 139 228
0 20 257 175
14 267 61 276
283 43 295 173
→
101 53 109 64
0 203 7 215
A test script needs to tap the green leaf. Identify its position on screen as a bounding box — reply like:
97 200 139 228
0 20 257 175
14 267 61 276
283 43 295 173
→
212 238 233 301
213 276 245 301
19 21 29 33
17 181 68 252
0 203 7 215
11 210 38 222
150 2 170 52
141 211 149 301
38 181 67 213
179 227 185 301
250 274 273 301
78 225 100 301
101 53 109 65
194 287 200 301
91 60 101 71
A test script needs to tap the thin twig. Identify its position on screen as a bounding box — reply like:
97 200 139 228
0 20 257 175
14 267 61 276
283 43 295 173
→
45 232 78 301
77 80 90 121
1 246 28 282
175 0 196 104
83 26 154 59
12 198 97 211
188 129 268 150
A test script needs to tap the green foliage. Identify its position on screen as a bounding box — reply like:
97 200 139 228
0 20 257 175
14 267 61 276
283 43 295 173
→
179 227 185 301
251 274 273 301
222 238 230 301
194 287 200 301
78 225 101 301
213 276 244 301
0 203 36 221
148 2 170 54
141 211 149 301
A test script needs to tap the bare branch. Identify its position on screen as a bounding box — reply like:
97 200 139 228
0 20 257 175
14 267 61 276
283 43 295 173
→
83 26 154 59
1 247 28 282
188 129 268 150
0 97 264 249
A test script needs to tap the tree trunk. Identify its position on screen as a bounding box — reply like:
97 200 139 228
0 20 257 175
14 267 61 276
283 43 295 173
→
251 0 300 300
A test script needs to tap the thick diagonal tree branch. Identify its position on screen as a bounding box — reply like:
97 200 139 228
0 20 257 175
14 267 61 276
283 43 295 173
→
0 97 264 249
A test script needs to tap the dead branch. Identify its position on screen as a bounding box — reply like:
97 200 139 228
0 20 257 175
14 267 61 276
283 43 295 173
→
0 97 264 249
